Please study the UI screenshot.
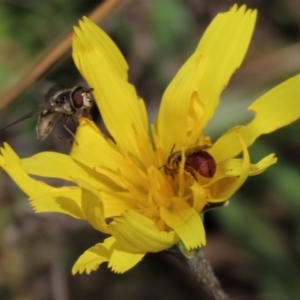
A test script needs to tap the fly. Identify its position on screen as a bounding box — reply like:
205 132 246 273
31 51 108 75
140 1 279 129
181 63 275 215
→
0 85 94 140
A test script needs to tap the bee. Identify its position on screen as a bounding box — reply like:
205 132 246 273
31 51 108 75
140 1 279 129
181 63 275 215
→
162 145 216 180
0 85 93 140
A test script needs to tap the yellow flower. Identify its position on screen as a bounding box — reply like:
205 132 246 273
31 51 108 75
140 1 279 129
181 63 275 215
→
1 4 300 274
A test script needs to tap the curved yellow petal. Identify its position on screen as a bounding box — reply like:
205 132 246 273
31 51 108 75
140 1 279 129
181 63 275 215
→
216 154 277 177
21 151 102 188
72 237 115 274
209 133 250 202
160 197 205 248
190 183 207 212
109 210 178 253
249 153 277 176
156 5 257 154
0 143 85 218
101 191 135 219
216 158 245 177
0 143 55 197
108 248 144 273
72 236 145 274
73 178 109 233
211 73 300 163
71 119 147 191
29 187 84 218
72 18 150 159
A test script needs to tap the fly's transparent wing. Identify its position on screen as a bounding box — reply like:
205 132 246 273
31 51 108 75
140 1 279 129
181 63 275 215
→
44 84 65 103
36 109 62 140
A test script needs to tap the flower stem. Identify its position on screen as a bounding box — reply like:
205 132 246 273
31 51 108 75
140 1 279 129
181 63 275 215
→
187 248 229 300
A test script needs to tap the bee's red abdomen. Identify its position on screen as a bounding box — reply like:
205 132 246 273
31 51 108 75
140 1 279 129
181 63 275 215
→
185 150 216 178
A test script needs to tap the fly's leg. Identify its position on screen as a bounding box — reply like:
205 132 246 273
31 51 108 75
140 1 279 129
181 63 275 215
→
51 116 77 145
81 108 93 120
85 111 93 120
60 113 93 144
61 116 79 145
53 132 73 144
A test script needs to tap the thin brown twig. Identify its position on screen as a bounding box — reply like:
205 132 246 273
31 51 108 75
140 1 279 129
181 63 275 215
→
0 0 124 111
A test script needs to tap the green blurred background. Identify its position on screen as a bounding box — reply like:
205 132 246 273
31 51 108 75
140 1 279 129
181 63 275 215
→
0 0 299 299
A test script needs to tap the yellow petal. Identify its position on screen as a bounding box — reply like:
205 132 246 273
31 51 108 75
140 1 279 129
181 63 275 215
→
0 144 86 218
108 248 144 273
156 5 257 154
73 178 108 233
160 197 205 248
249 153 277 176
209 133 250 202
0 143 55 197
72 18 150 159
29 187 84 218
21 151 102 188
190 183 207 212
109 210 178 253
101 191 135 219
216 154 277 177
71 119 147 191
72 237 115 274
216 158 245 177
211 73 300 163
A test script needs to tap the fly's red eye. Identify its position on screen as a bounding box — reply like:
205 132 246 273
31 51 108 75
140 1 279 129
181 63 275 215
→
185 150 216 178
71 89 84 109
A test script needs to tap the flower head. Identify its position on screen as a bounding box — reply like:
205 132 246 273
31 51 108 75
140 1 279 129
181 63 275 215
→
1 4 300 274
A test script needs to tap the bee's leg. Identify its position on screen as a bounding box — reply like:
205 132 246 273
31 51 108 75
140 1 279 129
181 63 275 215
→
159 165 175 179
184 165 198 181
169 144 176 155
